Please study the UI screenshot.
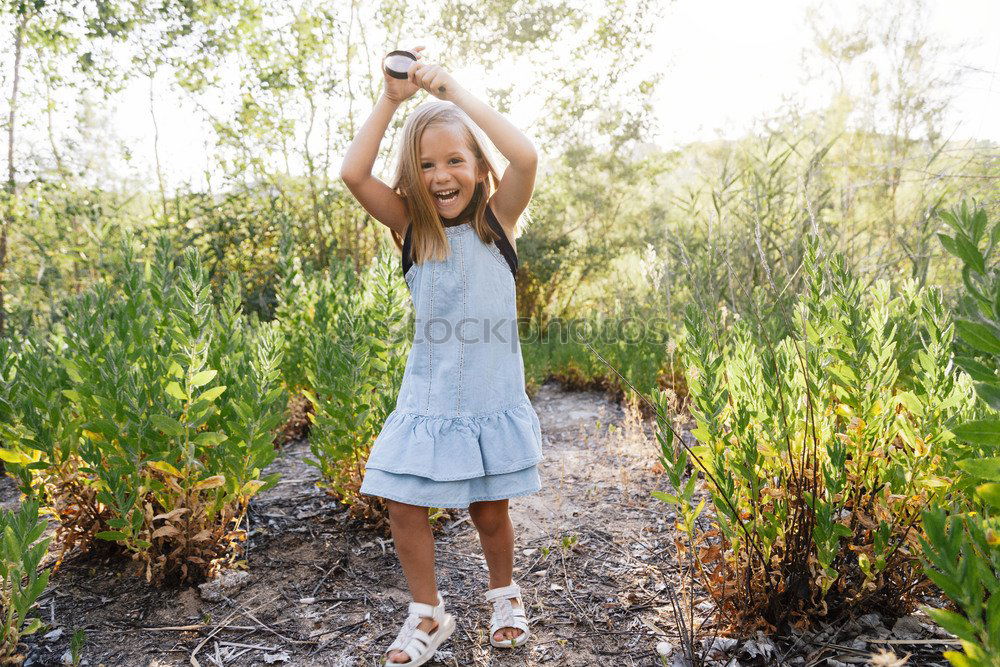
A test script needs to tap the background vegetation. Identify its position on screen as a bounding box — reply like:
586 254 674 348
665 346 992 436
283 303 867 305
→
0 0 997 664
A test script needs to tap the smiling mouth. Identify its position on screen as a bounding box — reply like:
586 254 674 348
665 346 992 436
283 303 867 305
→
434 189 459 204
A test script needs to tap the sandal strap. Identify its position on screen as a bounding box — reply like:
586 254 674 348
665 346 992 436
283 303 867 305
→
384 593 445 662
484 582 521 603
386 615 421 652
399 641 425 663
490 599 529 632
407 591 445 622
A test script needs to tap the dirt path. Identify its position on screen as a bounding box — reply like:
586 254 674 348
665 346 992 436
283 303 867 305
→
18 380 691 666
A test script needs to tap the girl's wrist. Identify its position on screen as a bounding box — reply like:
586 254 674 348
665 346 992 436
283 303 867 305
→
379 92 403 108
445 84 471 106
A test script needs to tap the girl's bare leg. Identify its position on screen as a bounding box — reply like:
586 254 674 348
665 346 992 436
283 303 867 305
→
386 499 440 663
468 499 525 643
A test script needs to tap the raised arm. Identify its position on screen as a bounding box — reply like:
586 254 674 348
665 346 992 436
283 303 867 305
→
339 46 428 236
410 62 538 234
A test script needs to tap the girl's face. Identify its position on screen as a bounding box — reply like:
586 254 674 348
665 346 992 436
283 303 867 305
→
418 124 483 217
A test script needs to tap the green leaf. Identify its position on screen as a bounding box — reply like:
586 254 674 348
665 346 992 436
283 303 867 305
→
973 382 1000 412
956 355 997 383
196 386 227 403
953 235 986 274
193 431 228 447
149 415 185 437
20 617 44 636
926 608 978 643
895 391 925 416
651 491 680 505
956 319 1000 356
0 448 36 464
60 359 84 383
941 650 974 667
145 460 182 477
957 458 1000 482
191 370 217 388
258 472 281 493
165 382 187 401
937 232 959 259
95 531 129 542
953 420 1000 447
61 389 84 403
975 483 1000 509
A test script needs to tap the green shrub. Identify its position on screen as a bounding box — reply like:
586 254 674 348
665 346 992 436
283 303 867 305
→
919 202 1000 666
272 249 351 397
297 248 410 513
0 499 51 664
0 234 286 584
653 239 977 631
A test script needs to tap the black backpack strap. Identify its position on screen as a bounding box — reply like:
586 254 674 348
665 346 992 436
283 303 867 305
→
485 204 518 280
401 223 413 278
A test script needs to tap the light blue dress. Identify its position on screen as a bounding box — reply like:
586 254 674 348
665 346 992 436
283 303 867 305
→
359 215 544 509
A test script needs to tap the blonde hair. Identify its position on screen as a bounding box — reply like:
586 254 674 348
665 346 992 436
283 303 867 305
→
387 99 531 265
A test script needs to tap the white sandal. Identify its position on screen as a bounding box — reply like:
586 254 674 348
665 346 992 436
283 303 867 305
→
382 591 456 666
485 582 531 649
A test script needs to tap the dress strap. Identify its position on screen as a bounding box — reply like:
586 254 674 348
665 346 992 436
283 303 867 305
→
402 222 414 278
485 204 519 280
399 205 518 280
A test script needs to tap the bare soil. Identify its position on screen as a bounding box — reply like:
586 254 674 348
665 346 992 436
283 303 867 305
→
5 380 954 666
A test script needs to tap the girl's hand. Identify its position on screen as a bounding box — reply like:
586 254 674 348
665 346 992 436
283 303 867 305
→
409 61 459 102
382 45 426 105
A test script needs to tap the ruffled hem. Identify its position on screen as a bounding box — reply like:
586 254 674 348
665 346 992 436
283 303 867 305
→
363 400 544 481
359 465 541 509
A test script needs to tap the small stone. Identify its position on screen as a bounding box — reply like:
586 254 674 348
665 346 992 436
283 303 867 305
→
198 569 251 602
891 615 924 640
43 628 63 642
656 641 673 657
858 613 881 629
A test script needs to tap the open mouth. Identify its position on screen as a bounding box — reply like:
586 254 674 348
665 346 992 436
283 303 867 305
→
434 189 459 205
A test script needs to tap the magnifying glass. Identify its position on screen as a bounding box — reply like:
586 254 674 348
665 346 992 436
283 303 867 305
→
383 49 447 94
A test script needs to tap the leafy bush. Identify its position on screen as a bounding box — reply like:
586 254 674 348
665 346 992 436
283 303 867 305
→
288 248 409 515
272 249 349 398
0 499 51 664
520 307 681 408
919 202 1000 666
653 239 977 631
1 234 287 584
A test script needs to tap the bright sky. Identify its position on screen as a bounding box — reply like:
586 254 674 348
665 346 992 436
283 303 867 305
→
650 0 1000 146
102 0 999 192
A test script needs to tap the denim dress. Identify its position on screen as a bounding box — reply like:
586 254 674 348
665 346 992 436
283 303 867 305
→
359 208 544 508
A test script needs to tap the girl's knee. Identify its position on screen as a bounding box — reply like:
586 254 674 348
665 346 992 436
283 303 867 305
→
469 499 510 533
387 499 431 521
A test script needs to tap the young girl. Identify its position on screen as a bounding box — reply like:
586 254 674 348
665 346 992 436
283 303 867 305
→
339 45 544 665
